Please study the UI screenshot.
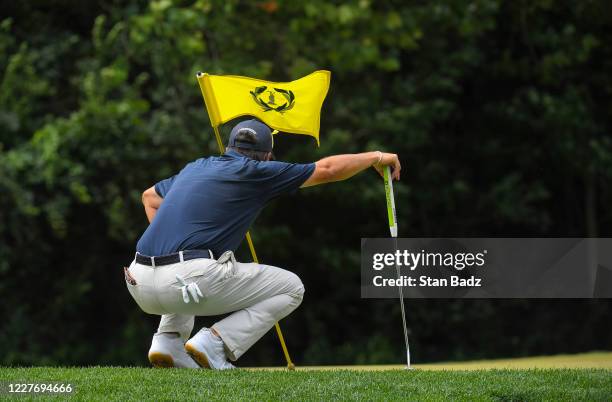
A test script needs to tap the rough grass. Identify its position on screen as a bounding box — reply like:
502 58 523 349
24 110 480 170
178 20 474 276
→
1 353 611 401
1 366 611 401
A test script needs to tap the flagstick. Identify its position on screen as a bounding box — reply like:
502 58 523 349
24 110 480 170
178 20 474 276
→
383 166 411 369
210 124 295 370
244 230 295 370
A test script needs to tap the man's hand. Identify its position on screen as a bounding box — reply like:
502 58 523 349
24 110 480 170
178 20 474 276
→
372 152 401 181
302 151 401 187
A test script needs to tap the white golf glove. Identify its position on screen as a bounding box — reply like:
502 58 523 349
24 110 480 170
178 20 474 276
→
176 275 203 304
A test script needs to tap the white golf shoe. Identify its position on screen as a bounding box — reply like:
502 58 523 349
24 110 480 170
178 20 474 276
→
185 328 236 370
148 332 200 368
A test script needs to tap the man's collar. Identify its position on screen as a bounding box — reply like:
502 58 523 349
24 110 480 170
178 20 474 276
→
224 149 244 158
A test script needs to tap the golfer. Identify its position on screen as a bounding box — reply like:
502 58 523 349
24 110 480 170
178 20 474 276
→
126 119 401 369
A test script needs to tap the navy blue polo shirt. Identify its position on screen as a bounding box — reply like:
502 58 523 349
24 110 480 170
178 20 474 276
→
136 150 315 257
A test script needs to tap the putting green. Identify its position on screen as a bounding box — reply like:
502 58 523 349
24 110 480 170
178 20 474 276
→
249 351 612 371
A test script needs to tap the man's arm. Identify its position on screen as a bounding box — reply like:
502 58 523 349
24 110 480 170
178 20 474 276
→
142 186 163 223
301 151 401 188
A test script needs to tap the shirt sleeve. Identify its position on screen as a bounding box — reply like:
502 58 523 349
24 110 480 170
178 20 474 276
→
265 161 316 197
154 175 177 198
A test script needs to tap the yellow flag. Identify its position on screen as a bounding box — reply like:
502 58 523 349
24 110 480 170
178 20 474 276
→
197 70 330 144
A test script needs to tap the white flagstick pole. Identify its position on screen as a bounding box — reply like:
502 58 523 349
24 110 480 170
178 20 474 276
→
383 166 411 369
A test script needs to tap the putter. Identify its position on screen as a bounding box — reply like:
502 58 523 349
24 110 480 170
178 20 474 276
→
383 165 412 369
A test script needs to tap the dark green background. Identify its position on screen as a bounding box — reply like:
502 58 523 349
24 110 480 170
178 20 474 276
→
1 0 611 367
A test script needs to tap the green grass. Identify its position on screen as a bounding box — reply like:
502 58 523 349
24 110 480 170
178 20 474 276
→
276 351 612 371
1 366 611 401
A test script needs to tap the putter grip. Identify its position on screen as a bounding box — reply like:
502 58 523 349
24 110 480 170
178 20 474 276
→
384 166 398 237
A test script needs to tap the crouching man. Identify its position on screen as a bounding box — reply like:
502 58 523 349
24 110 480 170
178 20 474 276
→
125 119 401 369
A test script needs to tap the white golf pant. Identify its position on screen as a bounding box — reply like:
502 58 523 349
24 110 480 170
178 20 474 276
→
125 251 304 360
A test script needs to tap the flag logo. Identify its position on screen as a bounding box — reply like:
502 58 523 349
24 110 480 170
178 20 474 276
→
250 86 295 113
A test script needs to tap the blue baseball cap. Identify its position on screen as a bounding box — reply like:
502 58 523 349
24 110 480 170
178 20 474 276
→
228 119 274 152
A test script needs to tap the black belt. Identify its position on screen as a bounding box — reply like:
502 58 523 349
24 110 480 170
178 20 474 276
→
135 249 214 267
